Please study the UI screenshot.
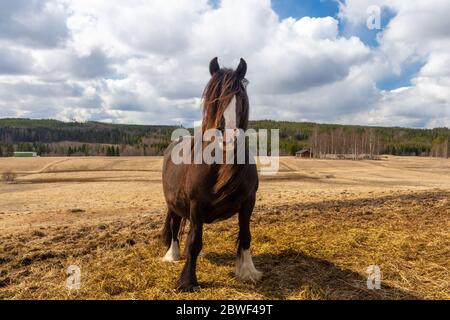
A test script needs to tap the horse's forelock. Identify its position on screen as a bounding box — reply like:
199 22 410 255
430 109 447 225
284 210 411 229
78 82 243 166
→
202 69 243 133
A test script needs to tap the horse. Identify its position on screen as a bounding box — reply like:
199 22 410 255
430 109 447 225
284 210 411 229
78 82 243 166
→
161 57 262 292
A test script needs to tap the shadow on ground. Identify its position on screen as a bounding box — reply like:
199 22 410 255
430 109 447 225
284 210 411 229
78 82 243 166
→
204 249 419 300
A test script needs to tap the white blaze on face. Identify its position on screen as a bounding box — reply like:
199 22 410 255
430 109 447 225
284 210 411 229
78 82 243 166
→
162 239 180 262
223 95 237 129
223 95 238 146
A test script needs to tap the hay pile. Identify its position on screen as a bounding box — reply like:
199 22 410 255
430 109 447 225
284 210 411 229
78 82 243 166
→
1 190 448 300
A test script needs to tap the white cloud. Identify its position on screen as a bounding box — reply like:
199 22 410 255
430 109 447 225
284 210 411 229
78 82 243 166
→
251 18 370 94
0 48 34 75
0 0 449 127
0 0 69 48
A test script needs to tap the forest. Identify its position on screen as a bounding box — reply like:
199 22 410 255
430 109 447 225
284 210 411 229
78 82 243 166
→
0 118 449 158
251 120 449 158
0 118 176 157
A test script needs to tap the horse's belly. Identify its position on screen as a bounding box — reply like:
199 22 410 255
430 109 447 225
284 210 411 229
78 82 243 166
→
203 199 242 224
204 211 237 224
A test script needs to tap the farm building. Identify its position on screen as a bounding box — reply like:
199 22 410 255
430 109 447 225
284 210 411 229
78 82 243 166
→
14 151 37 157
295 149 312 158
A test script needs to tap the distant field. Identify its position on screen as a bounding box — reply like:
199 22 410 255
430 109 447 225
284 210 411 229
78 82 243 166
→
0 156 449 299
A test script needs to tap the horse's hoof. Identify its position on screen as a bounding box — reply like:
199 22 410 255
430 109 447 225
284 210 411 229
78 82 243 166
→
237 269 263 283
177 284 200 292
161 256 180 263
176 280 200 292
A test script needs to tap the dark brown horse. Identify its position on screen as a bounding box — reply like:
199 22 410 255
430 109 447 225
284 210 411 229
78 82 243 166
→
161 57 262 292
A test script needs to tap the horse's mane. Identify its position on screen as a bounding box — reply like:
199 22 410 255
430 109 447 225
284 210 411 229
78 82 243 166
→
201 68 250 203
201 69 242 133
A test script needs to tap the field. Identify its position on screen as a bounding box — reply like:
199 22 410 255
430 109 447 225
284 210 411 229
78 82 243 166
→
0 156 449 300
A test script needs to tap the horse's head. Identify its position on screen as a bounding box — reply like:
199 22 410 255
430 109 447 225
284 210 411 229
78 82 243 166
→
202 57 249 136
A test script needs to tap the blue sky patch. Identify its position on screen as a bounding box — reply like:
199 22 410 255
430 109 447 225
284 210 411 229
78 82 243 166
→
377 60 425 91
208 0 220 9
338 6 397 47
271 0 339 20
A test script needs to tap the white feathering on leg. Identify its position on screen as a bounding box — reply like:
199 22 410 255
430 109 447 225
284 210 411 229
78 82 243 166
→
235 249 262 282
162 239 180 262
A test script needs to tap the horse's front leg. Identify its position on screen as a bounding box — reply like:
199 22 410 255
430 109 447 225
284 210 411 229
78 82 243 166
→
176 201 203 292
236 194 262 282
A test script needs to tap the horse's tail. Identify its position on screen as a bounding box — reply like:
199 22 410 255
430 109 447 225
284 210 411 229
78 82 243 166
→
161 212 172 248
178 218 187 241
161 212 188 247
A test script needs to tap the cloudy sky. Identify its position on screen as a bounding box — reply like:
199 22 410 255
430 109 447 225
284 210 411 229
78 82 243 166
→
0 0 449 128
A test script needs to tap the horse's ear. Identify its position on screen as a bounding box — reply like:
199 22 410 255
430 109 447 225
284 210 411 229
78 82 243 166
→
235 58 247 80
209 57 220 76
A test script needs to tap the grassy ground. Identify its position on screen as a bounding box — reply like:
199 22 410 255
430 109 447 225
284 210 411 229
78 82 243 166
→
0 156 449 299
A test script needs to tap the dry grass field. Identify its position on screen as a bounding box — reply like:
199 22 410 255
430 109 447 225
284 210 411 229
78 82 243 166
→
0 156 449 300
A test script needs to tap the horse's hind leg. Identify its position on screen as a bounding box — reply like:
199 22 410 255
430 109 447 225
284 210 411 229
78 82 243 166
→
176 201 203 292
162 211 182 262
236 194 262 282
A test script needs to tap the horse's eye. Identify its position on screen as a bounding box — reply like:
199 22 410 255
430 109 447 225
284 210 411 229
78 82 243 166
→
241 78 249 90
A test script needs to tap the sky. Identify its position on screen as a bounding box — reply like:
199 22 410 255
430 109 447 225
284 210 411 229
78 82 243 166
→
0 0 449 128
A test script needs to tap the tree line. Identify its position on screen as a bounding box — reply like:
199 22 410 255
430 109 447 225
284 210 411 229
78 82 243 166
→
251 120 449 158
0 119 175 157
0 118 449 158
0 141 170 157
309 126 382 159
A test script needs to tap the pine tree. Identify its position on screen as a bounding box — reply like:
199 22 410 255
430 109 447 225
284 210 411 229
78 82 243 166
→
7 144 14 156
